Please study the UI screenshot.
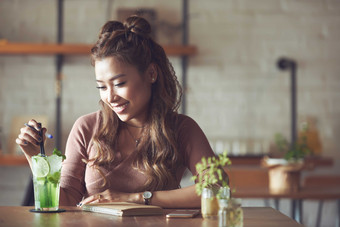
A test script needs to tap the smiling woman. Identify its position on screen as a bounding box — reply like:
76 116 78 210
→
16 15 228 209
94 57 154 126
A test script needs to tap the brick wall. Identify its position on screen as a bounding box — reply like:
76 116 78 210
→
189 0 340 165
0 1 339 226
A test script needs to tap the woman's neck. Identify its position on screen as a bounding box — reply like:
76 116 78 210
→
124 123 145 146
124 122 145 128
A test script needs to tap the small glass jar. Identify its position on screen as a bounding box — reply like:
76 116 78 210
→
218 186 230 199
218 199 228 227
201 188 219 219
221 198 243 227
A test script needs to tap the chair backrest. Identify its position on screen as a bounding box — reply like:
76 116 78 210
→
303 175 340 187
226 166 269 190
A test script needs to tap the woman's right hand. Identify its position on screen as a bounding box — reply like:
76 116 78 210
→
15 119 47 158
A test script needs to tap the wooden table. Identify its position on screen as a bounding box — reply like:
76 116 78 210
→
234 186 340 200
0 206 302 227
233 186 340 225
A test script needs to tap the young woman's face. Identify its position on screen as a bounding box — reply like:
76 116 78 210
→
95 57 156 127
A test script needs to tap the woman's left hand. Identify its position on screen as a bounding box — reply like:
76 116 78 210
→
79 189 142 206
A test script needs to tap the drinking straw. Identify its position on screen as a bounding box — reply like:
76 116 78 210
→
37 123 46 157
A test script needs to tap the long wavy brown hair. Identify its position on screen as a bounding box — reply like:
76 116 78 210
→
89 16 183 191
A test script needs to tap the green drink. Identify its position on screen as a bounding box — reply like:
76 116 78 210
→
31 149 65 211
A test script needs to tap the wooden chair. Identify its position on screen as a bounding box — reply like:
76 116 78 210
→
303 175 340 227
227 166 269 190
226 166 275 208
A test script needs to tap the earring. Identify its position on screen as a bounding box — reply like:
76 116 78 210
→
152 77 155 81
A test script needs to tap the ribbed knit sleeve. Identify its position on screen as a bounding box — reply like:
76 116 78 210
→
59 111 99 206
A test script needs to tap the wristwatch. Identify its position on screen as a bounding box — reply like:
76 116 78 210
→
143 191 153 205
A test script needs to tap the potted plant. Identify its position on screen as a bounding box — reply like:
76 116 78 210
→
274 129 312 161
191 151 231 219
263 123 314 193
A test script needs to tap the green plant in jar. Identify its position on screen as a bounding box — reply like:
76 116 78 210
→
192 151 231 196
192 151 231 219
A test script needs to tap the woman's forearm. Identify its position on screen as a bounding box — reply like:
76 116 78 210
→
77 185 201 208
149 185 200 208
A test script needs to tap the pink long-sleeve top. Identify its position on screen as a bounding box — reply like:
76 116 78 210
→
59 111 215 206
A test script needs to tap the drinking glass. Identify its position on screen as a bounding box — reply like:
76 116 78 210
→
31 154 63 211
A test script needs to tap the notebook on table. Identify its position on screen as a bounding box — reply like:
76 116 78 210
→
82 202 164 217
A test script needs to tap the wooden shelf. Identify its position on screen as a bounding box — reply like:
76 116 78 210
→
0 42 197 56
228 155 333 167
0 155 28 166
0 153 333 167
229 155 264 165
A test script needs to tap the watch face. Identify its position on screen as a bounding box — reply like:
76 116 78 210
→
143 191 152 199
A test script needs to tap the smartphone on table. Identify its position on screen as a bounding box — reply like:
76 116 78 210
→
166 209 200 218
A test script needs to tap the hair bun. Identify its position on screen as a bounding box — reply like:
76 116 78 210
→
99 21 124 36
124 16 152 37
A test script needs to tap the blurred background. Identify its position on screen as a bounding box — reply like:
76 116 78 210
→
0 0 339 226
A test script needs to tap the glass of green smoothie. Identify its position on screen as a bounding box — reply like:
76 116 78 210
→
31 149 65 211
